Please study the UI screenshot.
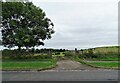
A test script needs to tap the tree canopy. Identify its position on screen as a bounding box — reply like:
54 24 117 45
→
1 2 55 50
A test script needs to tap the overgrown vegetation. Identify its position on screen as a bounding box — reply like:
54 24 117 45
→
2 49 67 59
78 46 119 61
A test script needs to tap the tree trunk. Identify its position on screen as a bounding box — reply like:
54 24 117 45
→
26 46 29 52
33 46 35 54
18 46 21 51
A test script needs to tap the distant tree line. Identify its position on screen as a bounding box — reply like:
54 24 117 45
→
2 48 68 54
28 48 68 53
2 48 68 59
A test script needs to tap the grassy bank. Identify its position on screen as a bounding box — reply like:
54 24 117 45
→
79 46 119 61
83 57 119 61
74 56 119 69
2 59 56 71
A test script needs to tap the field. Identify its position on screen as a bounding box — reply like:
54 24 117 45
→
79 46 119 61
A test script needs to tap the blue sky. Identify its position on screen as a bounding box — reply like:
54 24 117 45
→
0 0 119 50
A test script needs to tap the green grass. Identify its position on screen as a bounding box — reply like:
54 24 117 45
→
88 46 119 53
73 56 119 69
85 57 119 61
86 61 119 68
1 59 56 70
79 46 119 61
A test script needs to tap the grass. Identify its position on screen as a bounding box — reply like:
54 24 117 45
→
87 46 119 53
84 57 119 61
73 56 119 69
86 61 119 69
79 46 119 61
1 59 56 71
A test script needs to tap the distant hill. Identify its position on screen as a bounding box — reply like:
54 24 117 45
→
80 46 119 53
79 46 119 60
92 46 119 53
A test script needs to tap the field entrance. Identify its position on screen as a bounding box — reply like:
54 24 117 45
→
48 60 98 71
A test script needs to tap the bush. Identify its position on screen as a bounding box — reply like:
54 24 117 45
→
2 49 30 59
36 54 52 59
78 50 119 60
55 52 60 55
2 49 53 60
65 51 74 57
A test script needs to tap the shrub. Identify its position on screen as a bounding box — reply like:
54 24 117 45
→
65 51 74 57
2 49 30 59
2 48 53 59
27 53 52 59
78 50 119 60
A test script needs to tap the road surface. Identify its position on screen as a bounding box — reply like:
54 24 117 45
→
2 70 118 81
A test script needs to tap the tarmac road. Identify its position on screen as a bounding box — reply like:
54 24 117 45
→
2 70 118 81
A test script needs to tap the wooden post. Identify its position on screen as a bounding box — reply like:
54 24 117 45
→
75 48 79 56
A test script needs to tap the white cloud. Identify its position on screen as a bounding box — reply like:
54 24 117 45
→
30 1 118 50
32 0 119 3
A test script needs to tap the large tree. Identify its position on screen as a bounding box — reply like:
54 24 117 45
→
1 2 54 51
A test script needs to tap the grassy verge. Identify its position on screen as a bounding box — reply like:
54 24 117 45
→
86 61 119 69
84 58 119 61
1 58 56 71
73 56 119 70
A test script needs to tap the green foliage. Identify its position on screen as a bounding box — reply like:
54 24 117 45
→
33 54 52 59
2 49 52 59
2 49 30 59
52 52 65 57
1 2 54 50
65 51 74 57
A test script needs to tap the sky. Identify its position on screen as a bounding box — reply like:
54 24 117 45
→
31 0 118 50
0 0 119 50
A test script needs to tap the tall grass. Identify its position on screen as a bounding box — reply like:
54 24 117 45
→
78 46 119 61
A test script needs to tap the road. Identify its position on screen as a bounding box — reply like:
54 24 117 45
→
2 70 118 81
